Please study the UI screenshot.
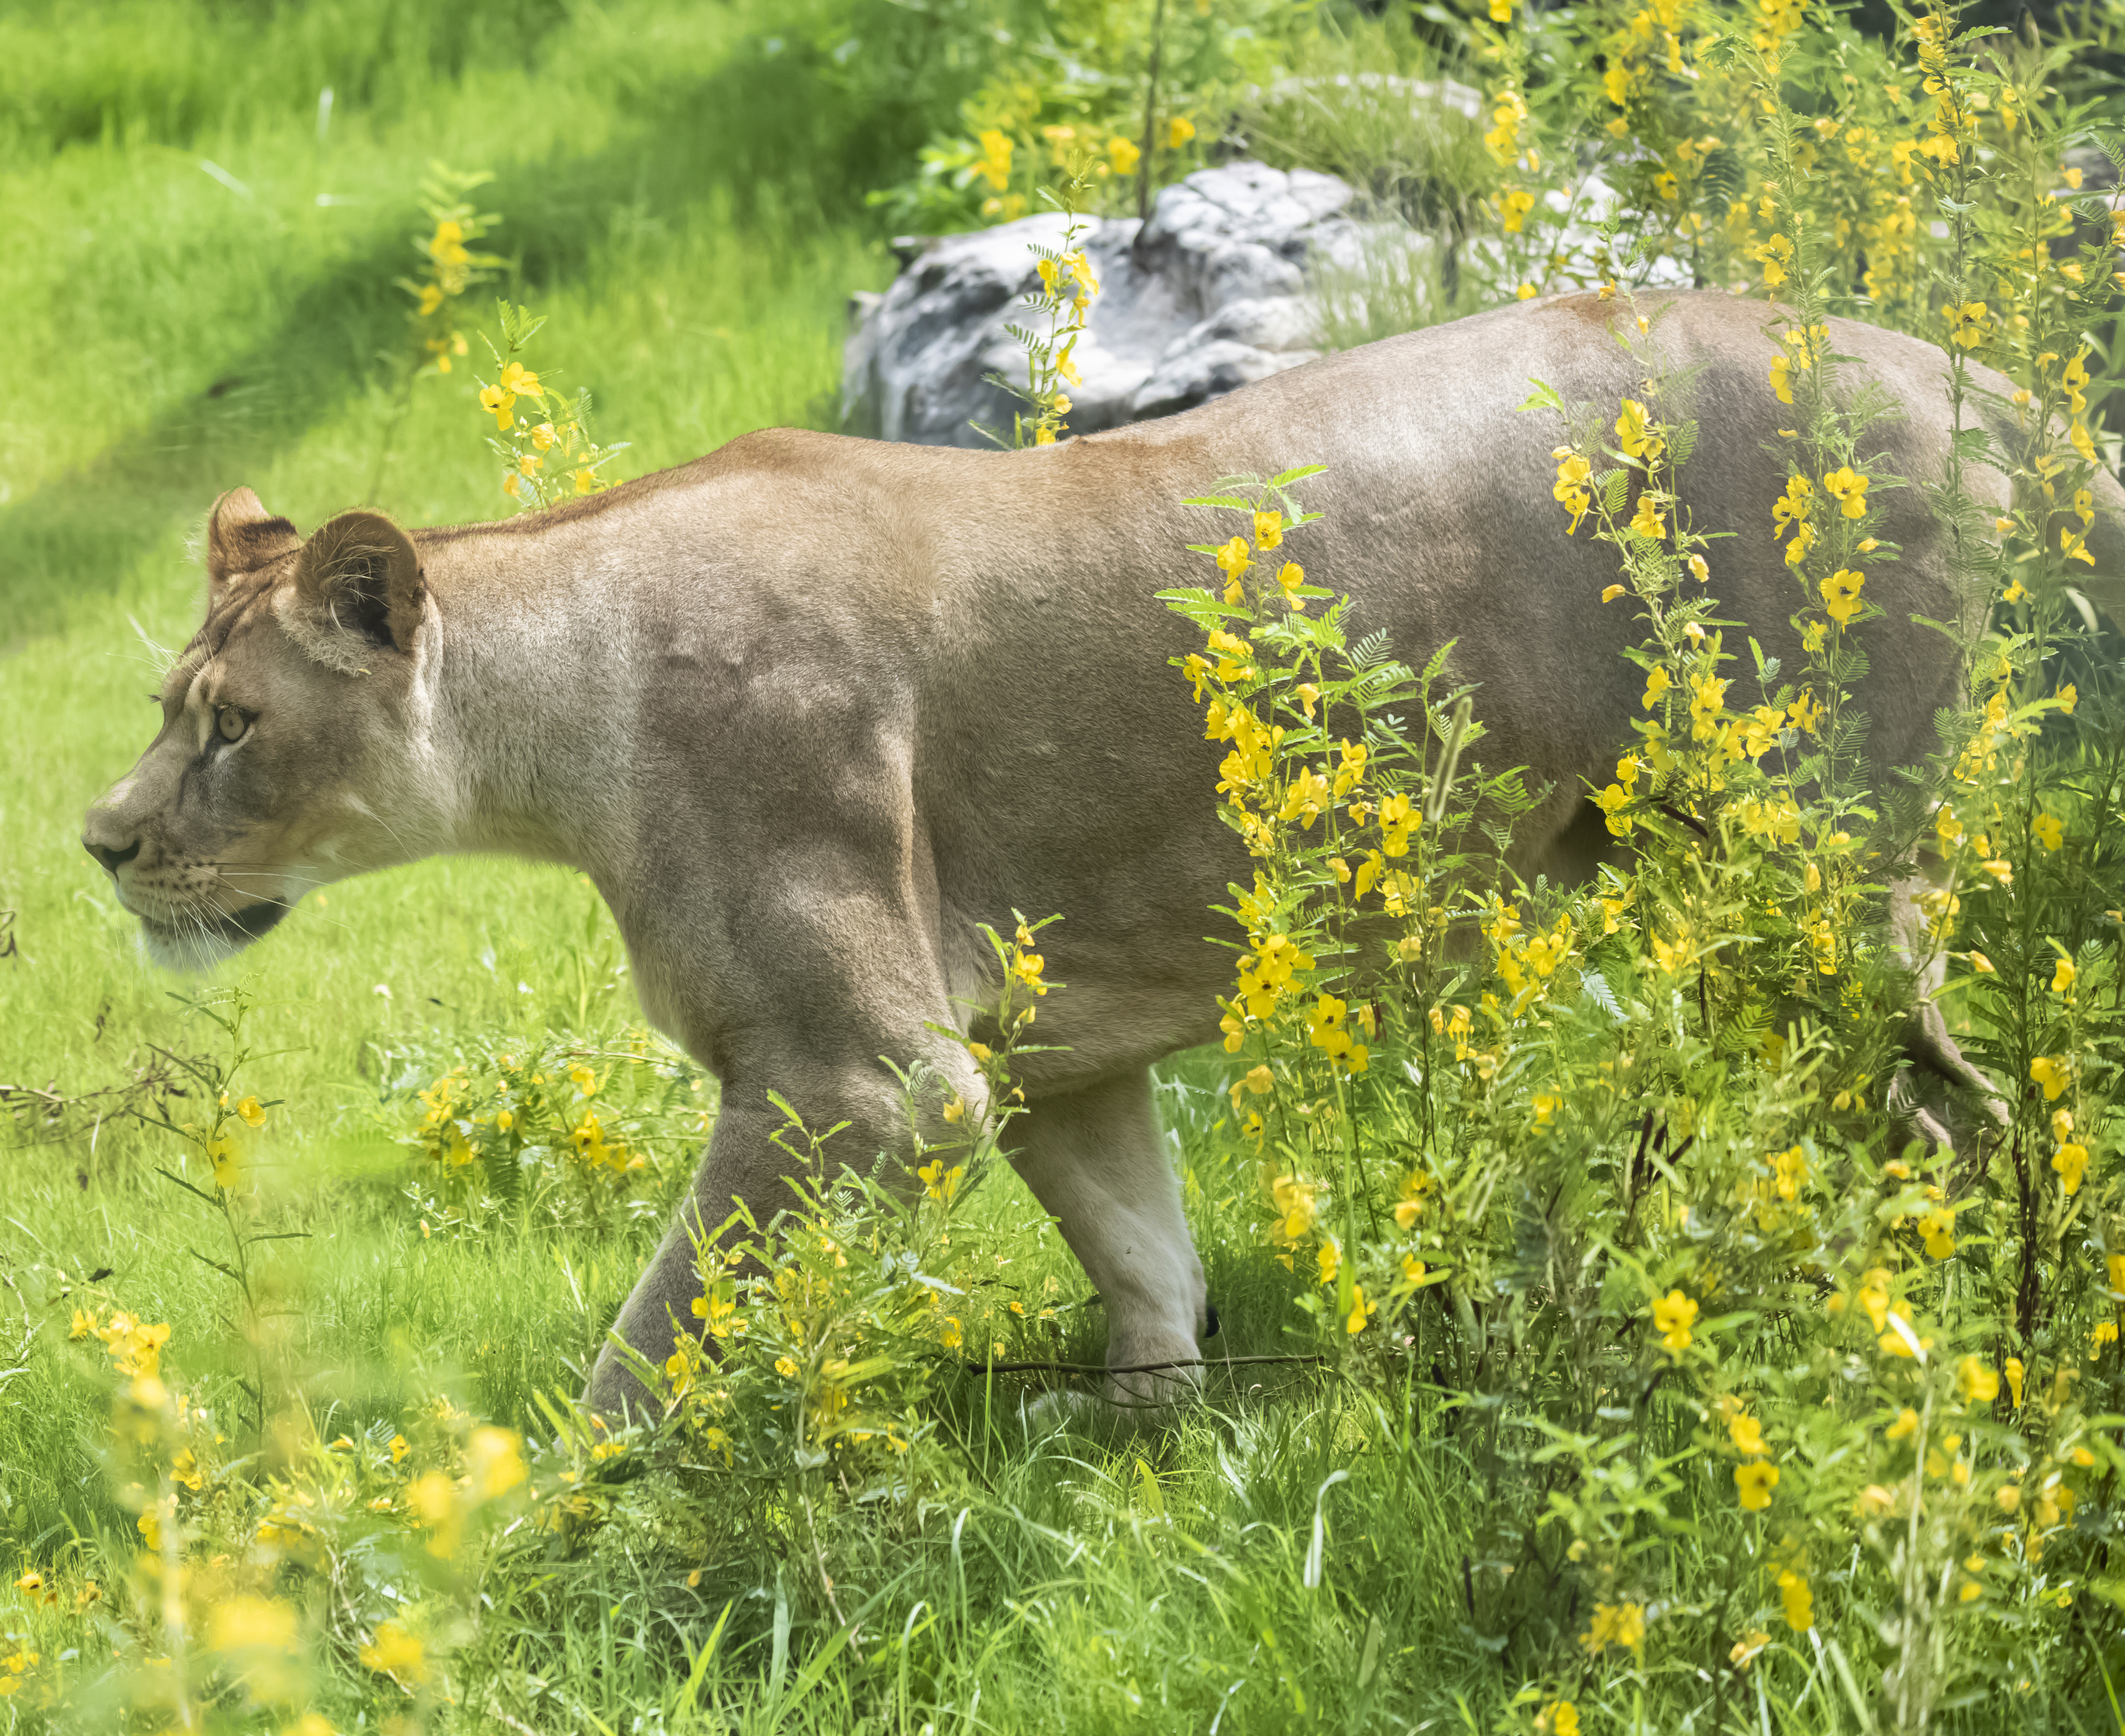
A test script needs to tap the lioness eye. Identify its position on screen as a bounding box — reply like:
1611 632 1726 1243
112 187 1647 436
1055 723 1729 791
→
217 706 247 743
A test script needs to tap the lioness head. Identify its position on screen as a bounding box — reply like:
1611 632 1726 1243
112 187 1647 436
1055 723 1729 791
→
83 488 434 969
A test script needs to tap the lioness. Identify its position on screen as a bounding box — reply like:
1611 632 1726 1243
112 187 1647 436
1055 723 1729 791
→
83 291 2124 1417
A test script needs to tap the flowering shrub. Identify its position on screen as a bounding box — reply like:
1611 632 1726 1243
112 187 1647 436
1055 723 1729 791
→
1460 0 2125 366
872 0 1319 230
472 298 630 509
12 1225 533 1727
395 162 502 381
380 1023 711 1232
975 184 1102 448
1160 21 2121 1718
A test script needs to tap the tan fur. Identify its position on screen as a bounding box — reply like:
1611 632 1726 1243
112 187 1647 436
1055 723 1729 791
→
83 293 2125 1418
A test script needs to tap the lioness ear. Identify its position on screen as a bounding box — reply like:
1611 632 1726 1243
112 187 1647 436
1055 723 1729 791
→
280 510 427 672
207 487 301 593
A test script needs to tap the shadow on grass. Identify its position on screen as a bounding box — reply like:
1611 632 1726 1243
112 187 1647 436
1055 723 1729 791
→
0 32 938 651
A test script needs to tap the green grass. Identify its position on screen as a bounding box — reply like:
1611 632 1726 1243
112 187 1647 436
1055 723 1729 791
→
4 4 2124 1733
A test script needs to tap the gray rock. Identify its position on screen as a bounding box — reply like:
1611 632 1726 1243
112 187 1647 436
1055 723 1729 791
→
842 161 1431 447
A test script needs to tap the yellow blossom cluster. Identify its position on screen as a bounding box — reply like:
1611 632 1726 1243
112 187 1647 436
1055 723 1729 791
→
1580 1598 1648 1655
71 1307 172 1381
397 164 498 376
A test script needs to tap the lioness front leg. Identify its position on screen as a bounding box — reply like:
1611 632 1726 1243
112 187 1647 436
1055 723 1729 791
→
586 1045 974 1420
1008 1067 1209 1418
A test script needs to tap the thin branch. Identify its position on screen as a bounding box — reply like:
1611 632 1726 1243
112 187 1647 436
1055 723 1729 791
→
961 1352 1328 1377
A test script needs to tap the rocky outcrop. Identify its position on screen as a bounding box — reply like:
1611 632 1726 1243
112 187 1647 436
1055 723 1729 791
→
842 162 1432 447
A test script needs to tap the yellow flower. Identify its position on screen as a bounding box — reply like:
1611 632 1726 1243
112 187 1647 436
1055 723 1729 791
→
1317 1240 1340 1285
1778 1568 1814 1631
1772 473 1811 538
2052 956 2077 996
2031 1055 2071 1101
1919 1205 1957 1260
466 1426 527 1501
209 1595 298 1654
1254 510 1284 550
1271 1174 1318 1243
1602 583 1626 603
1642 665 1671 709
1169 116 1196 150
917 1159 965 1203
940 1316 963 1350
1630 493 1667 541
1820 568 1866 626
1345 1285 1372 1335
2033 812 2064 851
2052 1143 2089 1195
1616 398 1663 461
1277 561 1304 605
2005 1356 2025 1407
235 1095 266 1128
1108 136 1141 175
1762 1144 1808 1207
1651 1288 1697 1355
1770 353 1794 403
359 1619 429 1682
1735 1460 1780 1511
428 219 468 264
1887 1405 1919 1440
1377 790 1417 857
1552 449 1592 531
1580 1600 1647 1655
1730 1630 1771 1670
1823 466 1870 519
976 129 1013 191
775 1356 798 1378
1956 1355 1999 1404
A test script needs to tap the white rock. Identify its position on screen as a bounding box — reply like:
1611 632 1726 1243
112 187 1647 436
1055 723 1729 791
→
843 162 1429 447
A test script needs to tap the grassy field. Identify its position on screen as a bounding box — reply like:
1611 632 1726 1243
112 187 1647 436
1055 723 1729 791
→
4 1 2124 1733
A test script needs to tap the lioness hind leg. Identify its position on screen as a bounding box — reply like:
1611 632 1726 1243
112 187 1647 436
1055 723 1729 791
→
1887 874 2011 1153
1007 1067 1209 1422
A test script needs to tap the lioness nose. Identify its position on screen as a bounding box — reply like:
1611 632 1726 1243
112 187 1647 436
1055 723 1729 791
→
84 833 141 875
